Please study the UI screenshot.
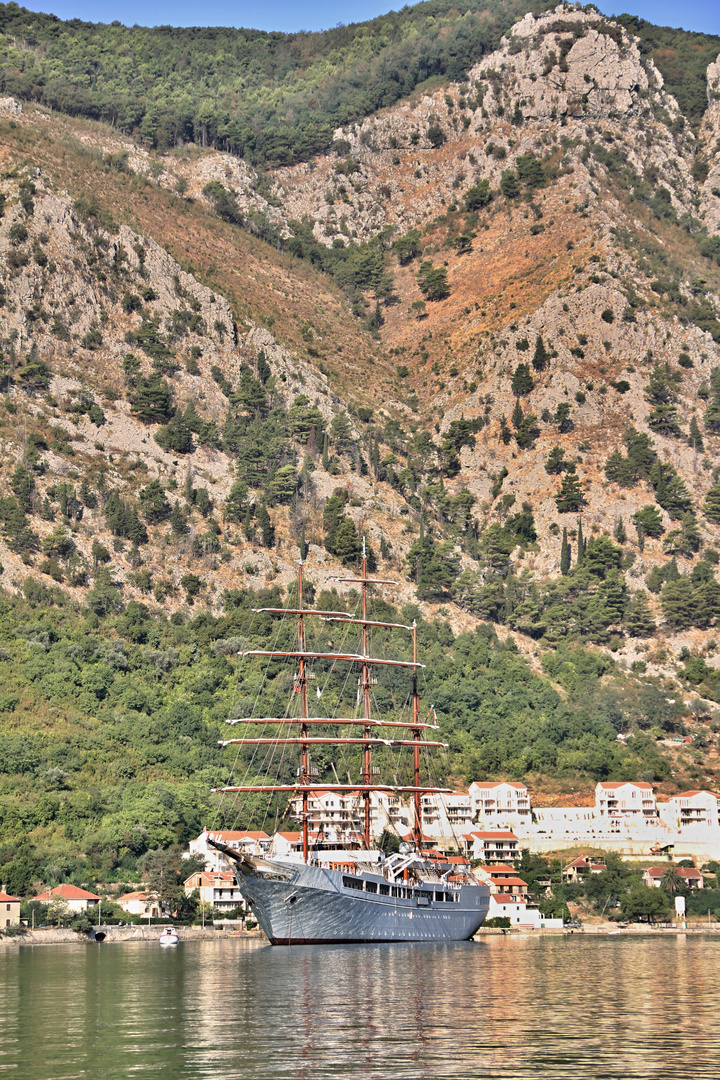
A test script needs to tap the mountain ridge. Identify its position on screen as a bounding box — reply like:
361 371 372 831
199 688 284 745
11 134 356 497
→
3 3 720 887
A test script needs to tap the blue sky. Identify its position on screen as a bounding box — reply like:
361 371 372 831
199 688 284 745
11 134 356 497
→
16 0 720 36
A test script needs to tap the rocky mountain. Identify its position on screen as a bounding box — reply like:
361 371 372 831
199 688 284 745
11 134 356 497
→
4 3 720 881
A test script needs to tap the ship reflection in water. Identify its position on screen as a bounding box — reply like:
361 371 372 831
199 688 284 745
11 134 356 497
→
2 936 720 1078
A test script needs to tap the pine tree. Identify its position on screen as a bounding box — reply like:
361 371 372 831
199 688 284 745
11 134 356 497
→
532 334 550 372
555 473 587 513
545 446 565 474
688 415 704 452
704 482 720 523
560 528 570 575
511 363 534 396
257 502 274 547
169 502 189 537
224 478 249 523
79 477 97 509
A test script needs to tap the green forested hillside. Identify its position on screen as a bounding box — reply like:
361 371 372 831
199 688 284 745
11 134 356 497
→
1 2 718 164
617 15 720 128
0 0 557 163
0 579 687 894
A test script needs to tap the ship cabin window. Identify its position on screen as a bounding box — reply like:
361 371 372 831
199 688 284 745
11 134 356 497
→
379 883 390 895
391 886 402 898
435 892 445 902
342 876 364 891
365 881 378 893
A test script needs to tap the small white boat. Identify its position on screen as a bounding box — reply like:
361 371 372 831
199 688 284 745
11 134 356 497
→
159 928 179 945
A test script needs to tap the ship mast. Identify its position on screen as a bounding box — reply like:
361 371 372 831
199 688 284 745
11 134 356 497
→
217 556 454 857
298 561 309 863
412 620 422 850
361 540 372 849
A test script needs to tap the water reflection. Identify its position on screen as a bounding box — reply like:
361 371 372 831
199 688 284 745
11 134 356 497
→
1 936 719 1078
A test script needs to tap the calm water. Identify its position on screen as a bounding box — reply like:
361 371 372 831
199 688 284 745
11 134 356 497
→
1 935 719 1079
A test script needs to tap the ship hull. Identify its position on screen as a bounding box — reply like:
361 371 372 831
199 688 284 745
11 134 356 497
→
234 860 490 945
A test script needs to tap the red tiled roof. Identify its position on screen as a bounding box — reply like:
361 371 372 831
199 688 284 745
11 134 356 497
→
468 831 519 840
493 877 528 888
646 866 703 879
563 857 606 870
0 891 20 902
471 781 527 791
597 781 653 790
673 789 720 799
33 884 100 901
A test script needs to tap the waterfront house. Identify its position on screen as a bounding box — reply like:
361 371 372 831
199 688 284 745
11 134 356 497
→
32 884 100 912
116 890 163 918
462 830 520 863
468 782 532 822
643 866 705 890
562 857 607 883
0 890 21 927
187 828 271 872
666 790 720 829
183 871 245 913
474 864 529 896
595 782 657 819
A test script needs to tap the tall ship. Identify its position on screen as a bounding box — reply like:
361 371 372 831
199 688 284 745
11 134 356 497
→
210 548 489 944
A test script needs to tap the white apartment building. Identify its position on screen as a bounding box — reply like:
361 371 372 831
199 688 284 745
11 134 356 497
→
595 782 657 818
463 830 520 863
469 781 532 821
421 792 473 835
666 790 720 829
289 789 408 841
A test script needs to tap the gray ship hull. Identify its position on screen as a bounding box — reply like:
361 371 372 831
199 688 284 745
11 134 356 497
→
234 859 490 944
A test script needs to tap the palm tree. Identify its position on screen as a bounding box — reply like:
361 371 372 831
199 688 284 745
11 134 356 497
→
660 866 684 894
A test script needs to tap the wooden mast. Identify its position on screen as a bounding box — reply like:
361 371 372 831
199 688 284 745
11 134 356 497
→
361 539 372 849
412 620 422 850
298 561 309 863
219 561 455 848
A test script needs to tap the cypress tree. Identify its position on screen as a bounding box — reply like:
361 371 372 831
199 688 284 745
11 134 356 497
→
576 518 585 565
300 523 307 561
243 504 253 541
560 528 570 575
614 517 627 544
322 433 329 471
688 415 704 452
511 399 524 429
532 334 550 372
